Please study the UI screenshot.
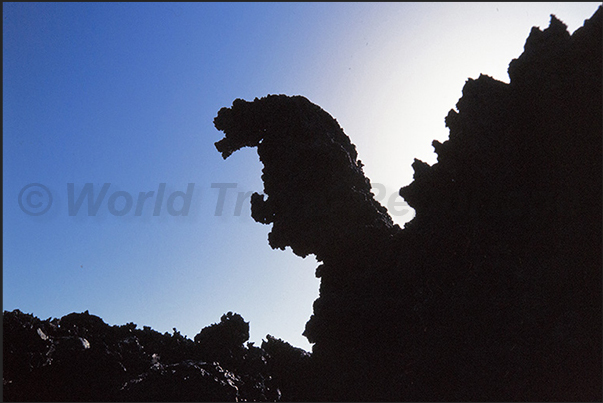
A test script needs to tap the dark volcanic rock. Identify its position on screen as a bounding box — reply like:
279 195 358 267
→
213 94 400 262
213 7 602 402
3 309 282 402
214 94 406 400
119 360 241 402
261 335 313 401
396 12 601 400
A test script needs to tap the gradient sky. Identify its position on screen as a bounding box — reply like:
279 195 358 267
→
3 2 600 351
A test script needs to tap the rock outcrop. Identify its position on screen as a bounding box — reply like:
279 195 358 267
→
213 8 601 401
3 309 306 401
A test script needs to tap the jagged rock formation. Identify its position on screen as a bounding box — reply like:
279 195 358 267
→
213 94 405 400
214 8 601 401
4 8 601 402
3 309 307 401
214 95 400 262
396 11 602 401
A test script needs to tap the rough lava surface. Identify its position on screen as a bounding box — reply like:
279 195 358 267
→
213 8 601 401
214 94 400 262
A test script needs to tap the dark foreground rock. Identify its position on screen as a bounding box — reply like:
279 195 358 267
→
213 8 601 402
4 7 601 402
3 310 305 401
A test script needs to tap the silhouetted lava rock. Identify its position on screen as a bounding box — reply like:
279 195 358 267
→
194 312 249 363
213 8 601 402
394 10 601 402
214 95 400 262
4 7 601 402
261 335 313 401
119 360 241 402
3 309 284 401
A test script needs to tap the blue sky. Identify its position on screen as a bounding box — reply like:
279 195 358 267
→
3 2 600 351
